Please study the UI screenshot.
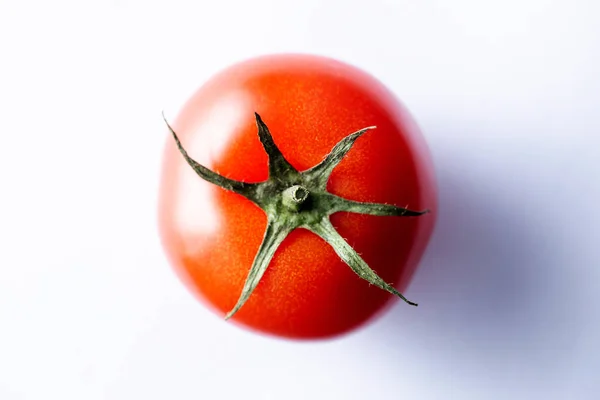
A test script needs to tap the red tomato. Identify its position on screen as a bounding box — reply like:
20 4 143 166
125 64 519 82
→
158 54 437 339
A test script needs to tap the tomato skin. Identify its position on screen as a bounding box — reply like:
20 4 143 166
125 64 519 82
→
158 54 437 339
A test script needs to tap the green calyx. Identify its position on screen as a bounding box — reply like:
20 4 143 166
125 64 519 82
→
163 112 429 319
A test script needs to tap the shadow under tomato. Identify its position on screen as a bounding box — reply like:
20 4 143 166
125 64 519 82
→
369 157 569 369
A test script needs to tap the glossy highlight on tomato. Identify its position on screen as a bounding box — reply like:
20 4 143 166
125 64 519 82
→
158 54 437 339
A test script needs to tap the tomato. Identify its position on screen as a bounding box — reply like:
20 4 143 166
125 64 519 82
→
158 54 437 339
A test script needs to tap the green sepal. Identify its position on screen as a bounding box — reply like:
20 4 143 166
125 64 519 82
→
328 194 430 217
308 218 418 306
163 112 260 203
225 219 292 319
304 125 376 189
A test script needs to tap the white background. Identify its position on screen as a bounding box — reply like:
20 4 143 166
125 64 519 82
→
1 0 599 399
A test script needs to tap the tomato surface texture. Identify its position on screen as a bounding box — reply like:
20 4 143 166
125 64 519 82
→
158 54 437 339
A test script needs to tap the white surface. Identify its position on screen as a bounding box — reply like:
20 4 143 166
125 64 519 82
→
1 0 599 399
